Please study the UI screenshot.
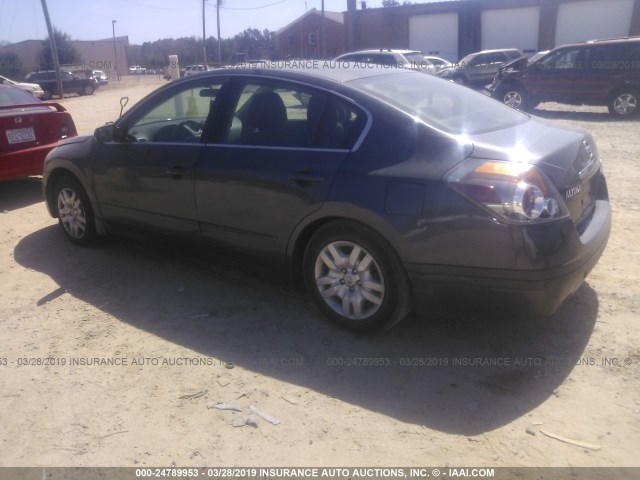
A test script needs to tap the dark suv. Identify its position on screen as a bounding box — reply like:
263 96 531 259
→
25 70 96 100
490 37 640 117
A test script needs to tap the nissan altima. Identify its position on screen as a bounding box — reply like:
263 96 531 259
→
42 66 611 330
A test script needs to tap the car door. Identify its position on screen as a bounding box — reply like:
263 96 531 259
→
471 52 507 83
581 44 624 104
194 77 367 264
525 47 586 103
93 78 225 234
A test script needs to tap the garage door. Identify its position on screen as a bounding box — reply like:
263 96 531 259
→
481 7 540 55
556 0 634 46
409 13 458 62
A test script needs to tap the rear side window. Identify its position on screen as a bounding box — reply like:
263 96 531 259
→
585 42 640 71
350 72 527 135
228 81 365 149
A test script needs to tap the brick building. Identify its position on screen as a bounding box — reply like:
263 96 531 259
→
275 8 348 59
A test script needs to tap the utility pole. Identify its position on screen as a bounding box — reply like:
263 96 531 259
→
321 0 326 58
202 0 208 68
112 20 120 82
217 0 222 65
40 0 64 99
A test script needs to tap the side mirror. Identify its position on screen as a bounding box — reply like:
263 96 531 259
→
95 124 116 143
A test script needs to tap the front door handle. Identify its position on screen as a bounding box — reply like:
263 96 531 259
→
165 166 186 179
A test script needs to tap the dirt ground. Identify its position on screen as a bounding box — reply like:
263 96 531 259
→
0 77 639 469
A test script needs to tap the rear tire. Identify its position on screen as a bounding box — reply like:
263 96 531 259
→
608 89 638 117
54 174 96 246
41 88 52 100
303 221 412 331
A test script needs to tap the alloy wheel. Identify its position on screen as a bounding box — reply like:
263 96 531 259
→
504 90 523 109
57 187 87 240
314 241 385 320
613 93 637 116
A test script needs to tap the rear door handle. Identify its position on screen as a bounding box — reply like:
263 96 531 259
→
165 166 186 179
289 170 325 185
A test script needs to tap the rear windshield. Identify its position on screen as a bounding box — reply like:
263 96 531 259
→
348 72 528 135
0 87 42 107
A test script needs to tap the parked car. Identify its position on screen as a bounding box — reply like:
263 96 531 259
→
334 49 435 73
42 66 610 330
437 48 523 87
92 70 109 85
183 65 208 76
1 85 77 181
128 65 147 75
423 55 453 70
25 70 96 100
490 37 640 116
0 75 45 98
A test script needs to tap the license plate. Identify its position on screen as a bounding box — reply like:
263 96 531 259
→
6 127 36 144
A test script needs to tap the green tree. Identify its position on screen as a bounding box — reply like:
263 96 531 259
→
38 28 81 70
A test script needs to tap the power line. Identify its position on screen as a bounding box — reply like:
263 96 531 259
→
117 0 200 11
207 0 290 11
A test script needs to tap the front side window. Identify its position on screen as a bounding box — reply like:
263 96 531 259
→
126 82 223 143
226 80 365 149
539 48 582 70
468 54 489 67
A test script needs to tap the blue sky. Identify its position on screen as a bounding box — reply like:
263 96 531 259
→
0 0 392 45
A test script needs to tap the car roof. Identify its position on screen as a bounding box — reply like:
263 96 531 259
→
468 48 521 56
195 64 419 84
339 49 421 55
557 35 640 49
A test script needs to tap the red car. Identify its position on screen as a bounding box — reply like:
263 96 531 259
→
1 85 77 181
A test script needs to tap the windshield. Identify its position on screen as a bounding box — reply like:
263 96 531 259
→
348 72 528 135
404 52 429 65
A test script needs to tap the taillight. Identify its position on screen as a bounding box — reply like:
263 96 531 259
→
446 159 568 224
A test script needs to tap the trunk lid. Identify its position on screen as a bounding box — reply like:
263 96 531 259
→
468 117 601 229
0 103 76 154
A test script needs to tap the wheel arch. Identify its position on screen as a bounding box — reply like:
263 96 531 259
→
606 83 640 101
497 80 527 97
286 207 407 284
44 164 106 236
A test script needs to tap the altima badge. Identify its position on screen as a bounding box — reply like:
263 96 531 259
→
565 184 582 199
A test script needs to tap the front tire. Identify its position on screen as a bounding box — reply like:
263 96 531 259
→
41 88 52 100
82 84 95 96
499 86 527 111
303 222 412 331
608 89 638 117
452 76 467 86
54 174 96 246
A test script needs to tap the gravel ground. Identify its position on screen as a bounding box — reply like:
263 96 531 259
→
0 79 638 469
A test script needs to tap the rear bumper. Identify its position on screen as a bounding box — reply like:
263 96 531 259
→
406 200 611 316
0 142 64 181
